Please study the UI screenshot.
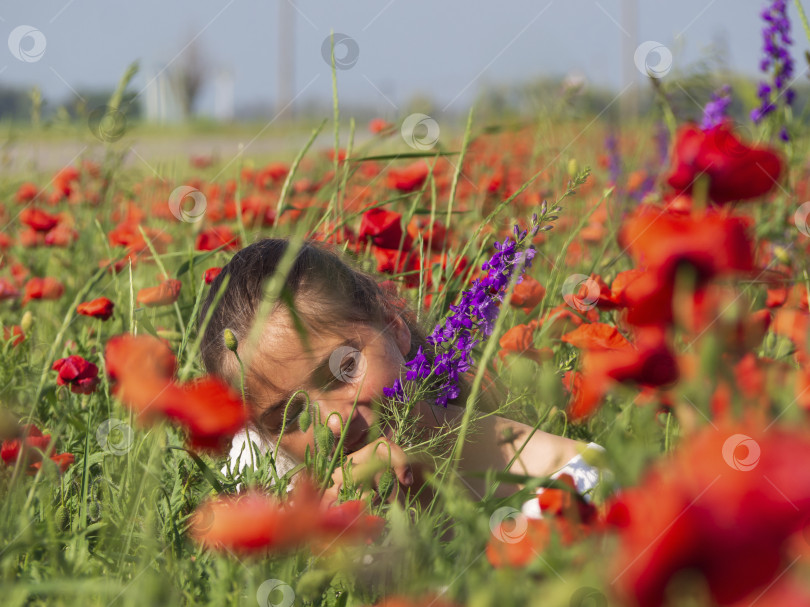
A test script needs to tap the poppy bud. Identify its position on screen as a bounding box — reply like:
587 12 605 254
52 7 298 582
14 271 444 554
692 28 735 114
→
377 468 396 501
296 570 334 602
20 311 33 333
55 504 68 531
297 405 311 432
314 425 334 454
223 328 238 353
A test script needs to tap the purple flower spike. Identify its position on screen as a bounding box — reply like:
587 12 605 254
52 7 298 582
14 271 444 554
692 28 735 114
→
752 0 795 130
384 217 541 408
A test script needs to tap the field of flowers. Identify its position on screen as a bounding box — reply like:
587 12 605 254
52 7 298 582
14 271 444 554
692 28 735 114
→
4 2 810 606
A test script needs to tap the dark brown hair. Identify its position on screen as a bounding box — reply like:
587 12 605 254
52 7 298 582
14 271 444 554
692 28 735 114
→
199 238 501 440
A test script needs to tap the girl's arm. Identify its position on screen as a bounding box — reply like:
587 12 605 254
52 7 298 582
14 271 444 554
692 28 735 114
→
413 402 584 499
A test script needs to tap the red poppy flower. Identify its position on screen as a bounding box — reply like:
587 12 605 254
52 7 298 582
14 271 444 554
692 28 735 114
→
359 208 413 250
406 217 447 251
44 223 79 247
15 182 39 204
666 122 784 204
498 322 551 365
195 226 240 252
52 355 100 394
368 118 394 134
20 207 60 232
22 277 65 305
509 276 545 311
564 326 679 420
191 491 312 554
386 161 430 193
105 334 177 415
607 421 810 607
1 424 51 465
154 377 247 452
30 452 75 473
203 267 222 284
4 325 25 346
77 297 115 321
137 279 181 307
191 478 384 554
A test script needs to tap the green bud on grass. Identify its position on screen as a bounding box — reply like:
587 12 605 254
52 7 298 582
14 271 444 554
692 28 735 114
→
297 404 311 432
314 424 334 454
296 569 334 602
223 328 238 352
377 468 396 501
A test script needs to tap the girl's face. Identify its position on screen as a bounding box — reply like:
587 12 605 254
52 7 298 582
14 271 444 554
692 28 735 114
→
249 309 412 462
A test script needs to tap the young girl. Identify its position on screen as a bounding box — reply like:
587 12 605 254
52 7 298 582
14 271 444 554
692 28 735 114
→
199 238 605 514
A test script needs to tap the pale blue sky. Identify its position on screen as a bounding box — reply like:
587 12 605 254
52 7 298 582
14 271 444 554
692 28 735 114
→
0 1 802 117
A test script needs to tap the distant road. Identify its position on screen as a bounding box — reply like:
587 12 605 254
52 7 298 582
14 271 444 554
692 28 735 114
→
0 130 375 175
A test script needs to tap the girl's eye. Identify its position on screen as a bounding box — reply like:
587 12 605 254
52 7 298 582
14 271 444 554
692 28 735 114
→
328 345 366 385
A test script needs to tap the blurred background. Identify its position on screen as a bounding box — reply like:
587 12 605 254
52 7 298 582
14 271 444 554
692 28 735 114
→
0 1 806 168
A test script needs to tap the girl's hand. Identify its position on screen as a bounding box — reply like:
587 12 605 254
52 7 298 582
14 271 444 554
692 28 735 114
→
322 437 414 507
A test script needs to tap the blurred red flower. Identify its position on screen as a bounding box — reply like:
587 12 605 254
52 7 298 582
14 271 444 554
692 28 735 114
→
22 277 64 305
607 421 810 607
20 207 60 232
359 208 412 250
203 267 222 284
77 297 115 321
137 279 181 307
195 226 240 252
666 123 783 204
386 161 429 193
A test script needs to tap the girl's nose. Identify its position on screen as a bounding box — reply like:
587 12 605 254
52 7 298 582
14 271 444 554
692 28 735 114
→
320 397 372 450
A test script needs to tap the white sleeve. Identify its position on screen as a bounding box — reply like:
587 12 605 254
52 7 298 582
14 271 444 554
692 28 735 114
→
224 429 299 490
520 442 607 519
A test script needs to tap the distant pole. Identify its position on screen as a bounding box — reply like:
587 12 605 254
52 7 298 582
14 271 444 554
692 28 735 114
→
278 0 295 120
620 0 638 123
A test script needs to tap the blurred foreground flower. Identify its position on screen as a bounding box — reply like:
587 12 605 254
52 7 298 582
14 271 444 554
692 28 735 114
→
606 420 810 606
105 334 246 453
191 477 384 555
